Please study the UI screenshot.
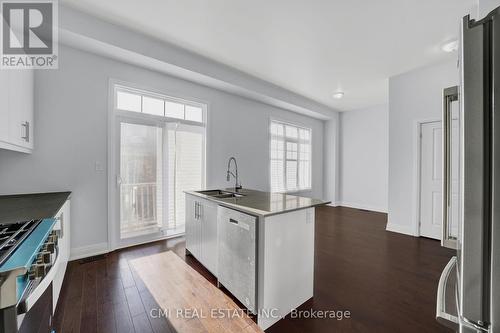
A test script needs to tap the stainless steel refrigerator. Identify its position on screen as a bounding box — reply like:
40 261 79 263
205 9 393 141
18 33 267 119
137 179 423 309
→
436 6 500 333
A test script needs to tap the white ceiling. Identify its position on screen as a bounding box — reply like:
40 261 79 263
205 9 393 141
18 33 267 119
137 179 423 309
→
61 0 474 111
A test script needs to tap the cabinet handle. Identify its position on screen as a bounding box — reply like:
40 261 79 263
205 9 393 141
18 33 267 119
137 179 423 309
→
21 121 29 142
229 218 239 224
195 202 199 220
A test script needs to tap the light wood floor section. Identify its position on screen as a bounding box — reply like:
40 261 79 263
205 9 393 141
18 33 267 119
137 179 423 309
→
130 251 263 333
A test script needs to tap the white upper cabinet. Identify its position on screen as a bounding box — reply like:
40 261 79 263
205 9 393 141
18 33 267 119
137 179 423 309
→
0 71 9 144
0 69 34 153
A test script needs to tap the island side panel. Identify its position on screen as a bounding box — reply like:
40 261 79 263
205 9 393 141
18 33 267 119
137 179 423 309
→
257 208 315 330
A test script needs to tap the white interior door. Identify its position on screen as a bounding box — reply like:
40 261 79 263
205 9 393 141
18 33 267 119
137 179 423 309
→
420 121 443 239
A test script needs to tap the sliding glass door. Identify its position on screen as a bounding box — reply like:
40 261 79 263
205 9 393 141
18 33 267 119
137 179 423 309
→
119 121 164 239
166 124 205 234
112 83 206 249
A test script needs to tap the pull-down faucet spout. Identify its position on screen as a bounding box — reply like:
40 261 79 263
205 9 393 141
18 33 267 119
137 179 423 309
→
226 157 242 191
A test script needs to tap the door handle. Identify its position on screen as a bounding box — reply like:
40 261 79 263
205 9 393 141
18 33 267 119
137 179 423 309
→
436 256 459 330
441 86 458 249
21 121 29 142
195 202 199 220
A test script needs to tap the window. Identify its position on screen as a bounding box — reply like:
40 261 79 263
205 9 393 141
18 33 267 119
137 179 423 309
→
115 86 204 123
114 84 206 242
270 120 311 192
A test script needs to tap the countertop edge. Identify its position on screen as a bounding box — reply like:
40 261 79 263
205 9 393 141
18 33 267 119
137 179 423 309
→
185 190 330 217
0 191 72 224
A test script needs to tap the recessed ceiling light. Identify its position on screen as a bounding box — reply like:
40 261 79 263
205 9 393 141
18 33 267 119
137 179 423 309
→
442 40 458 53
332 91 344 99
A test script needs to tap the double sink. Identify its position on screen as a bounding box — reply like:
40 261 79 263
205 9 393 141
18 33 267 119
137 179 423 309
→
196 189 245 199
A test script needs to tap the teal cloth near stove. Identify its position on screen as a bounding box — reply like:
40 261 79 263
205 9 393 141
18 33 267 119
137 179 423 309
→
0 218 56 274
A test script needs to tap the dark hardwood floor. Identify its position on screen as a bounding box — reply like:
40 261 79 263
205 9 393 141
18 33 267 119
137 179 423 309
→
53 206 455 333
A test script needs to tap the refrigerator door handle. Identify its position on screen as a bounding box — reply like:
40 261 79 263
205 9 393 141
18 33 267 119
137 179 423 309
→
442 86 459 249
436 256 459 330
460 316 489 332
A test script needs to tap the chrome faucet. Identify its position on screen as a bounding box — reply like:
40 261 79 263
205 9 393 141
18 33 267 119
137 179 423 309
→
226 157 242 191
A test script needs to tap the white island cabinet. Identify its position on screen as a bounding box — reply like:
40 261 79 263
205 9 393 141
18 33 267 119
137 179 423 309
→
185 195 218 275
185 188 327 331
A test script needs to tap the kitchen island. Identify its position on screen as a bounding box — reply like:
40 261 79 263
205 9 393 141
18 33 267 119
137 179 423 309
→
184 188 329 330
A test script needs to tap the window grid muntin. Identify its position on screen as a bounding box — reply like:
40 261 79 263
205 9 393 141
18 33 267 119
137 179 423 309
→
270 120 312 192
115 85 205 124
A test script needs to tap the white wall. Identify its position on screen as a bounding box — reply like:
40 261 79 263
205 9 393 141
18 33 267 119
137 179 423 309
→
339 105 388 212
478 0 500 18
0 45 325 253
387 59 458 235
323 115 340 205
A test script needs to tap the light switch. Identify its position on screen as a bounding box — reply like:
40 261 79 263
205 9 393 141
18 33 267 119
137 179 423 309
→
95 161 104 171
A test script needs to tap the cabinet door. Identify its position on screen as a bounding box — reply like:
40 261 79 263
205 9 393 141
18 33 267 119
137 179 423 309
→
185 195 201 259
8 69 33 149
201 199 218 276
0 70 8 143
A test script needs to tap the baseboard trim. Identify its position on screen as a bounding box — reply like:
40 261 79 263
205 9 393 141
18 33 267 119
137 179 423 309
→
337 201 388 213
70 242 109 261
69 233 185 261
385 223 416 236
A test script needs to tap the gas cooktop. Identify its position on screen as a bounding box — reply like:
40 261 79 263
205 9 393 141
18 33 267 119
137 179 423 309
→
0 220 41 267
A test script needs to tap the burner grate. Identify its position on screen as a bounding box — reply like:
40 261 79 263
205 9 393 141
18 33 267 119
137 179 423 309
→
0 220 41 267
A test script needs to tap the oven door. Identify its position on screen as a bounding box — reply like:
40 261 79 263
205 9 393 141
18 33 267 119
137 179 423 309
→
18 282 53 333
0 281 53 333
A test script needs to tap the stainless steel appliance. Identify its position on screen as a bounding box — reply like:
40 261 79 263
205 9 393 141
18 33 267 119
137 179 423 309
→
217 206 257 314
0 218 59 333
437 6 500 333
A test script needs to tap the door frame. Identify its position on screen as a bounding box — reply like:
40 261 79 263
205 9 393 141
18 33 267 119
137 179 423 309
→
107 79 209 252
413 118 442 238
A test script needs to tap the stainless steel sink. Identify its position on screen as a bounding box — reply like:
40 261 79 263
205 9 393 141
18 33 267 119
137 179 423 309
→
196 189 245 199
214 193 245 199
196 189 227 196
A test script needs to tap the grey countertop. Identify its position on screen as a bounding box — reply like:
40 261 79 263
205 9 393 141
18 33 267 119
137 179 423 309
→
185 188 330 217
0 192 71 224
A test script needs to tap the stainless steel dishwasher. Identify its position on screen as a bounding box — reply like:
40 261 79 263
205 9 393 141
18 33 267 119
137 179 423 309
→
217 206 257 313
